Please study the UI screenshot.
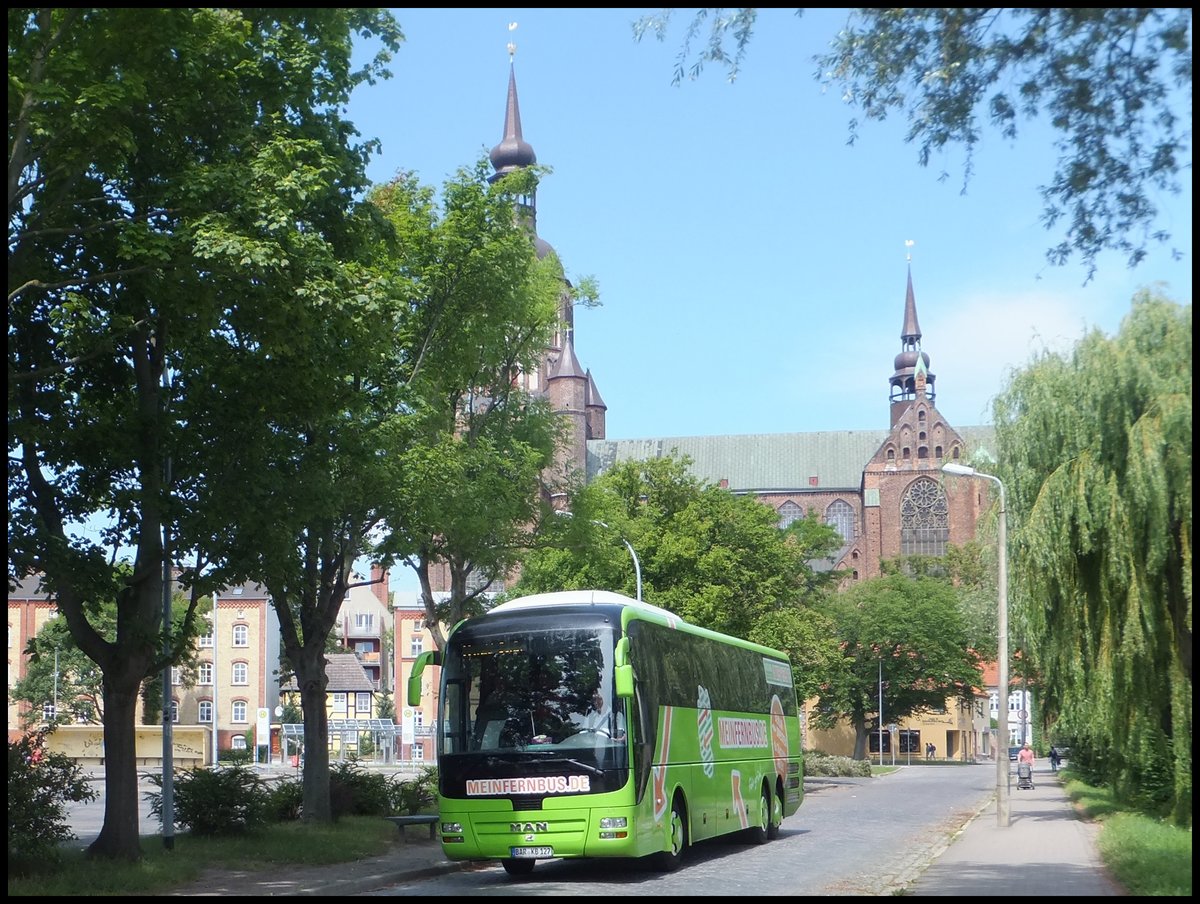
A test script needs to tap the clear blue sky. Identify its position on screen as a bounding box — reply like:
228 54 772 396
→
344 9 1190 592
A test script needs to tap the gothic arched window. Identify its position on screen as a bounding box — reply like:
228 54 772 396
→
900 477 949 556
778 500 803 529
825 499 855 542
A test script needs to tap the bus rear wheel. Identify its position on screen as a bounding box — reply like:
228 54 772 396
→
747 785 771 844
767 782 783 840
501 858 536 877
650 796 688 872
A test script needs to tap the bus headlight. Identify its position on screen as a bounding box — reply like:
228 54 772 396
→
598 817 627 829
441 822 463 834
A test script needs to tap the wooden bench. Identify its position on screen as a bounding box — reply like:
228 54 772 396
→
385 814 439 842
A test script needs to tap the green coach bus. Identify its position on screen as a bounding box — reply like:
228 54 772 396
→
407 589 804 876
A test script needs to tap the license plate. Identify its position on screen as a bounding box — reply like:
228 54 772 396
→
510 846 553 858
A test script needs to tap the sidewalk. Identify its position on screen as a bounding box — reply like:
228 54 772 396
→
904 764 1125 896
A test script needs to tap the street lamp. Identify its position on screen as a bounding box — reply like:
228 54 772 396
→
942 460 1010 828
209 591 219 767
554 510 643 601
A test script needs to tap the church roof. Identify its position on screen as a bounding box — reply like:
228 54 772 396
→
587 425 995 493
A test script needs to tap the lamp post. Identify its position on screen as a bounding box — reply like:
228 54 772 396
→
553 510 643 601
943 461 1010 827
210 591 219 767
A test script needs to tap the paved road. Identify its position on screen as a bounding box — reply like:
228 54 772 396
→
362 765 996 896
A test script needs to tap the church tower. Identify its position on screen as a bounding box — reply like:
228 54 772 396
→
486 39 604 493
888 265 936 427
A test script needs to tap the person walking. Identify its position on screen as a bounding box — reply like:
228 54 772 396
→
1049 745 1061 773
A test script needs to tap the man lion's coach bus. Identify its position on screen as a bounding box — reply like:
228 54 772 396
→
407 589 804 876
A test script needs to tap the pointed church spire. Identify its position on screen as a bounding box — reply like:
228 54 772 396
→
889 250 935 423
488 42 536 183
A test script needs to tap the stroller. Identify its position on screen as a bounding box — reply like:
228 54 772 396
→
1016 761 1035 790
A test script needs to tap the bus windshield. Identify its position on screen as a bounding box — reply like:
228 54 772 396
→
439 621 627 763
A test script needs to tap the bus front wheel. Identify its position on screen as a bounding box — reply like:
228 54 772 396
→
501 858 536 877
650 796 688 872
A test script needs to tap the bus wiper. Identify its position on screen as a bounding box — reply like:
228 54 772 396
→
541 756 604 777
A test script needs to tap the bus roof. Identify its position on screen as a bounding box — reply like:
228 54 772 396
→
479 590 791 663
489 589 682 623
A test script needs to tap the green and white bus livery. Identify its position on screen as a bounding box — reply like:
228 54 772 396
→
408 589 804 876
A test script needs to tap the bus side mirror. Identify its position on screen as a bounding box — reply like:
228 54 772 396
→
615 663 634 699
407 650 440 707
614 637 630 667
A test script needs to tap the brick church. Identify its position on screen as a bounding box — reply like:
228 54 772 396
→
485 60 997 584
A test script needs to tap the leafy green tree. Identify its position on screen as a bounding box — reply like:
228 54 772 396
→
633 8 1191 279
813 573 982 760
513 454 845 693
370 164 568 651
12 591 201 728
8 8 401 860
993 290 1191 825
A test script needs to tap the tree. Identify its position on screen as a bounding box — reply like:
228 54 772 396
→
371 164 568 651
993 290 1191 825
12 589 202 729
633 8 1192 280
8 8 401 860
813 573 982 760
513 454 845 694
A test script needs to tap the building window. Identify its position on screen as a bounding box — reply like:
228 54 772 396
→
332 693 347 712
900 477 949 557
42 702 56 722
935 445 943 459
199 700 213 723
232 624 248 647
989 692 999 713
354 612 374 631
232 701 247 723
918 409 926 424
887 448 895 463
232 662 248 685
199 662 213 685
170 701 179 723
777 500 803 529
231 735 247 750
356 692 372 713
918 445 929 459
198 626 213 648
413 618 424 633
410 634 424 657
465 567 494 594
412 743 425 761
902 446 911 459
413 709 425 729
171 666 182 686
825 500 856 542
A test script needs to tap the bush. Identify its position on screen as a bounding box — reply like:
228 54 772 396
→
329 760 391 818
148 765 271 836
265 777 304 822
388 764 439 814
803 750 872 778
7 727 97 876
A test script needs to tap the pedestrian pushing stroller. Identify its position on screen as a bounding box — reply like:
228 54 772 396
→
1016 761 1035 790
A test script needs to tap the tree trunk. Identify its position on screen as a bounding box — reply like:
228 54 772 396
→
86 679 146 861
297 648 331 823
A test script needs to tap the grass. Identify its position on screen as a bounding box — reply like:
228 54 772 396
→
1062 772 1192 897
6 815 396 897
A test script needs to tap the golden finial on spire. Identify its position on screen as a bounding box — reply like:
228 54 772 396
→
905 239 915 263
507 22 517 61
